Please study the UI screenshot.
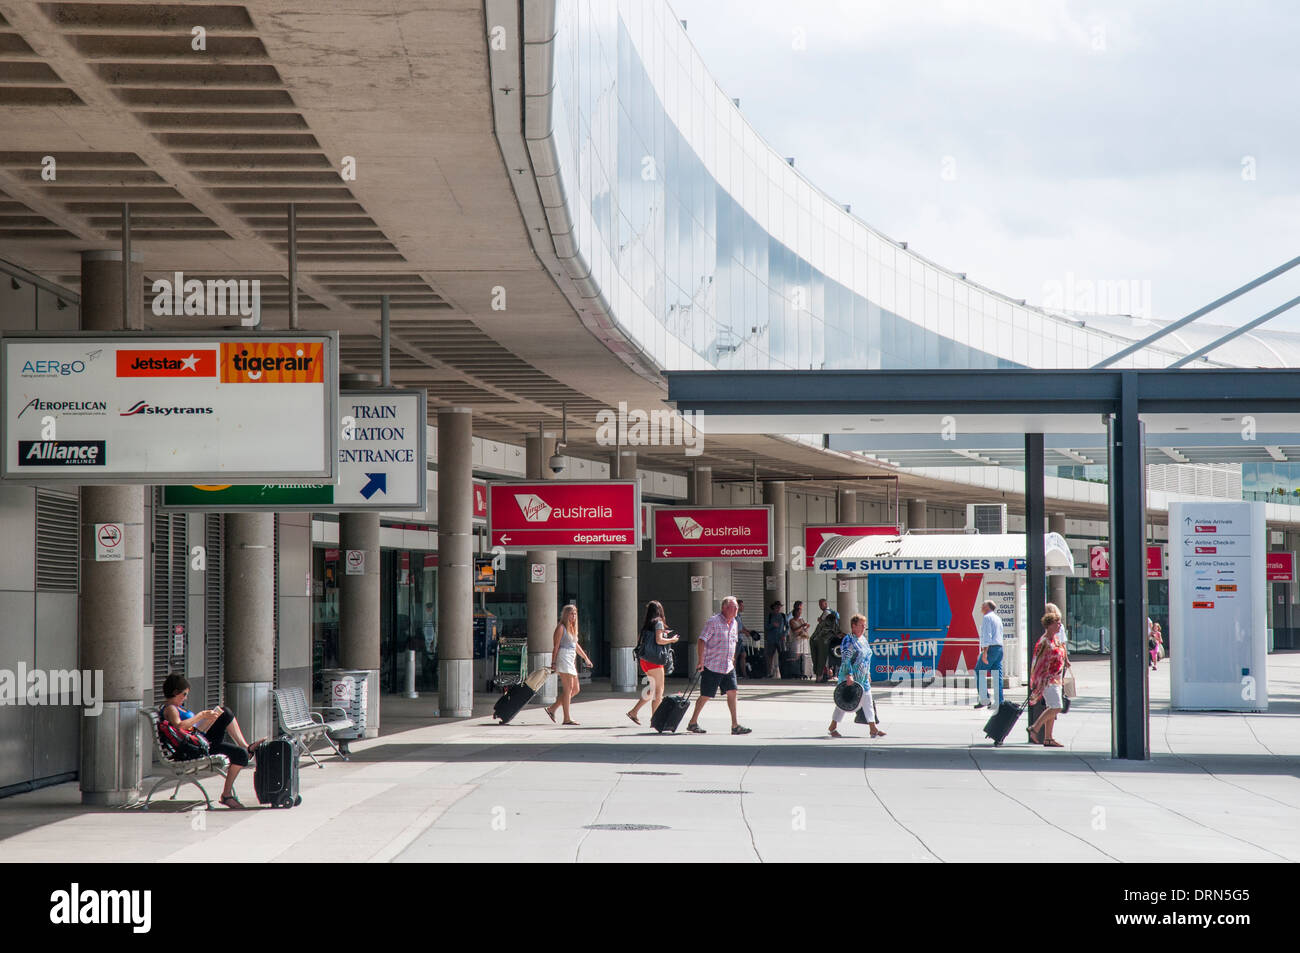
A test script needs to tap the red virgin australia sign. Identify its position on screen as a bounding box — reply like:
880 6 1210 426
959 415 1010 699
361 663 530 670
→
487 481 640 550
652 505 773 561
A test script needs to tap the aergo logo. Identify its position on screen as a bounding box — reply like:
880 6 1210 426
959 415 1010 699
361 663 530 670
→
20 359 86 378
515 494 553 522
674 516 704 539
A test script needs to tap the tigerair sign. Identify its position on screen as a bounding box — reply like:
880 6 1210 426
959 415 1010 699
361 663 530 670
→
651 505 774 561
1 332 337 484
487 481 640 550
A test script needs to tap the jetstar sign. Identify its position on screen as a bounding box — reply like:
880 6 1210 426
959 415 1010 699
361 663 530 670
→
487 481 639 550
652 505 773 562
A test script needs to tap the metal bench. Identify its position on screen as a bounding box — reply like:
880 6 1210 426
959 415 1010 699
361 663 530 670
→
139 710 230 810
272 686 352 768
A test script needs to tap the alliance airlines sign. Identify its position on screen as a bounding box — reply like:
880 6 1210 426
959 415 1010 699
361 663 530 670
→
651 505 773 562
487 481 640 550
1 332 337 483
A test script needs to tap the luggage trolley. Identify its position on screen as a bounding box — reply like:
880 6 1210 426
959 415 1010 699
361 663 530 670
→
492 637 528 692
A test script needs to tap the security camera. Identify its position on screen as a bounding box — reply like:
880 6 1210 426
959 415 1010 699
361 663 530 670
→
548 454 565 474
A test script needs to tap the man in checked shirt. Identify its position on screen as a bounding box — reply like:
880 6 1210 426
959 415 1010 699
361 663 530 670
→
686 595 753 735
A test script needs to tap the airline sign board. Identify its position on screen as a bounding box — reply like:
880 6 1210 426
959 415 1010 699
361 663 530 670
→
1088 545 1166 579
1266 552 1294 582
487 480 640 550
160 389 425 511
651 505 773 562
1 332 337 483
803 524 898 568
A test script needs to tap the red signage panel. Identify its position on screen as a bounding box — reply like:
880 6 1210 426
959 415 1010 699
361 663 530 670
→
651 505 773 561
1267 552 1294 582
487 480 639 550
1088 545 1164 579
803 524 899 568
472 480 488 520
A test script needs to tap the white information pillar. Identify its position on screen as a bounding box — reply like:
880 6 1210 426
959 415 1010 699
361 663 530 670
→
1169 501 1268 711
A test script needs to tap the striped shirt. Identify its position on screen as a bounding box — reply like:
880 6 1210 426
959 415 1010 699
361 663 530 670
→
698 612 739 673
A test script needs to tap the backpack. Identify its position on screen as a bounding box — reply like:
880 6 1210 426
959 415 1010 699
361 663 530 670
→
158 712 211 761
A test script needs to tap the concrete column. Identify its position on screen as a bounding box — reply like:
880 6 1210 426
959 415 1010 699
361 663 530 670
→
907 498 927 530
836 489 857 620
438 407 474 716
223 513 276 746
687 466 714 672
339 512 381 736
1049 512 1068 620
78 249 145 806
526 433 559 704
763 481 787 638
608 450 638 692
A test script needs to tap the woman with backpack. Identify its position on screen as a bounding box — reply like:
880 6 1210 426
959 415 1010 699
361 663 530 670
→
158 672 265 809
626 600 680 725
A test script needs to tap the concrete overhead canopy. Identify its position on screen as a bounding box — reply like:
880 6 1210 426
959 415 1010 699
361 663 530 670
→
813 532 1075 575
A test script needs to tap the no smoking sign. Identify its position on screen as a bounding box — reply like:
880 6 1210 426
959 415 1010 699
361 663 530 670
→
94 522 124 562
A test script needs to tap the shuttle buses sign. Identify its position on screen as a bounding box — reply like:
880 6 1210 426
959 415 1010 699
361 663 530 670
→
651 505 773 561
487 480 640 550
1 331 337 483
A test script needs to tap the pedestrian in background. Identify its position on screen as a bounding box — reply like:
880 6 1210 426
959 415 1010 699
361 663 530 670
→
811 607 841 682
827 614 885 738
973 600 1005 709
1027 609 1069 747
687 596 752 735
789 600 812 679
627 600 679 725
765 600 788 679
545 604 592 726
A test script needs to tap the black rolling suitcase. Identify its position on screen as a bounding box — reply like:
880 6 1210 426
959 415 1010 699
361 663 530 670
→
983 699 1027 746
651 673 699 733
254 738 301 808
493 667 550 724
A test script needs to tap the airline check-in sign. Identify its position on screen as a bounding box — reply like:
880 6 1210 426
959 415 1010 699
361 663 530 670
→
1 332 337 483
159 389 425 512
487 480 640 550
652 505 773 561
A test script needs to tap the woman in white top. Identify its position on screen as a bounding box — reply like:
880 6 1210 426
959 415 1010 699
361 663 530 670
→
545 604 592 725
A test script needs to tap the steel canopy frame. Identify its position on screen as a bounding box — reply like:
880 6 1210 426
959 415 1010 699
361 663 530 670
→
665 367 1300 761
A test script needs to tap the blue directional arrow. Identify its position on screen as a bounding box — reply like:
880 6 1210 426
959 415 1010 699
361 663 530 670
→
360 472 387 500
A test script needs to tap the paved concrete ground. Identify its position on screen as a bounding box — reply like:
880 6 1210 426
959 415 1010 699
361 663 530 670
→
2 656 1297 863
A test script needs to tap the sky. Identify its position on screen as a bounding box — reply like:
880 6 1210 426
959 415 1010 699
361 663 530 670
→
668 0 1300 335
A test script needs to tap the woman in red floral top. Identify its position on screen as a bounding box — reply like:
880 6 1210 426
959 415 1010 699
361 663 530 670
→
1028 610 1069 747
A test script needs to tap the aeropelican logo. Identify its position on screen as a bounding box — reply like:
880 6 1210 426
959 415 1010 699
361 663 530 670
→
16 398 106 418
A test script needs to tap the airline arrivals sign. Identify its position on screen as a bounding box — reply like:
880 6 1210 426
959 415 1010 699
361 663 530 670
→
1 332 337 483
651 505 773 561
487 480 640 550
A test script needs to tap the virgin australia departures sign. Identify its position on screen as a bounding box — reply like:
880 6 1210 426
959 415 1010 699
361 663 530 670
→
1 331 337 483
161 389 427 512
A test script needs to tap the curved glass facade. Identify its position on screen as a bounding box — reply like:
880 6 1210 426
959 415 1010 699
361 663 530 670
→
548 0 1176 374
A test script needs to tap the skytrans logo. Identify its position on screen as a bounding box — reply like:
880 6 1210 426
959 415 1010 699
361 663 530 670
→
120 400 214 417
152 271 260 326
514 493 614 523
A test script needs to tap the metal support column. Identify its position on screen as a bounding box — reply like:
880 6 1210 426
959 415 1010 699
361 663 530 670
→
1025 434 1046 677
1109 373 1149 760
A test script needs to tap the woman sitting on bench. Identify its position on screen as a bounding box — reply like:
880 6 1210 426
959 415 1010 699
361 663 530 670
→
159 673 265 809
